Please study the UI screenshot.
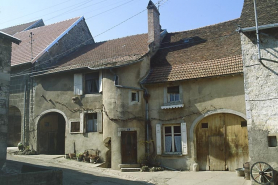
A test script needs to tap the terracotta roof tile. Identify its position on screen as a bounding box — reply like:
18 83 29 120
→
0 20 43 35
38 33 149 75
240 0 278 28
11 17 81 66
143 19 242 84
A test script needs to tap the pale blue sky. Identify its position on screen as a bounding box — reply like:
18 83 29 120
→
0 0 244 42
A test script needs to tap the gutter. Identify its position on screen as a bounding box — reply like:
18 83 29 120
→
237 23 278 33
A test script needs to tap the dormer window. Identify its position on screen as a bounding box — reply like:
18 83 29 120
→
167 86 180 102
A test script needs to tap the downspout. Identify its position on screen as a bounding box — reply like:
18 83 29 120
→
141 84 150 160
253 0 261 60
23 80 27 145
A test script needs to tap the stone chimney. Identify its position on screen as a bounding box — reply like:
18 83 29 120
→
147 0 160 51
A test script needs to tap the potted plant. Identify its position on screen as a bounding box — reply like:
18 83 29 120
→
76 153 83 162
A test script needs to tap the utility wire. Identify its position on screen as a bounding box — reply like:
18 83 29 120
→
11 0 171 77
0 0 73 25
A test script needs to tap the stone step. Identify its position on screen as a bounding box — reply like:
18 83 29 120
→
118 164 140 168
121 168 141 172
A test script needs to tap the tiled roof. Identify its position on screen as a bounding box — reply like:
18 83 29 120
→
11 17 81 66
239 0 278 28
0 20 43 35
144 55 242 83
143 19 242 84
37 33 149 75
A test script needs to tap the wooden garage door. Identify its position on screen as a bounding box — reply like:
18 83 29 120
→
196 113 249 171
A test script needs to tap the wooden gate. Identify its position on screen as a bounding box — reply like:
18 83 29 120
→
196 113 249 171
121 131 137 164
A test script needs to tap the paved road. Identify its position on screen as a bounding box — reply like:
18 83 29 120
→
5 148 251 185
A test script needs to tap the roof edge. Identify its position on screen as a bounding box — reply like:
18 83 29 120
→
23 19 44 31
0 31 21 44
31 16 84 63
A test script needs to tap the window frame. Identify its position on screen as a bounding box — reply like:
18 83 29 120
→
167 86 180 103
69 120 82 134
163 124 182 155
130 91 140 104
86 113 98 133
84 72 99 94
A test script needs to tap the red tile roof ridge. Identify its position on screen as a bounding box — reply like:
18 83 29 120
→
0 19 41 30
168 18 240 34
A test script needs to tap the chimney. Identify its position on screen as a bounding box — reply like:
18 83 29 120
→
147 0 160 51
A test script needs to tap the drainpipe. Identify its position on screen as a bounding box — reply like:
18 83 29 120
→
141 84 150 160
23 80 27 145
253 0 261 60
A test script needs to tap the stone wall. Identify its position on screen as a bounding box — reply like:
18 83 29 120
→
241 27 278 169
0 37 12 169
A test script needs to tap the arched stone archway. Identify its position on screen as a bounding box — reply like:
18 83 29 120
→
8 106 21 146
190 109 248 171
37 111 66 154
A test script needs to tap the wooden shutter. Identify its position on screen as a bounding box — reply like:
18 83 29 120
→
74 74 83 95
181 122 188 155
80 112 84 133
97 112 103 133
99 71 102 93
156 124 162 155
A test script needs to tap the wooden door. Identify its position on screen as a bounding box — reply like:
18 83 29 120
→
48 132 56 154
209 136 225 171
196 113 249 171
121 131 137 164
225 114 249 171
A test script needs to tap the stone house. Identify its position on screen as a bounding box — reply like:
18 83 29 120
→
5 17 93 147
0 31 20 169
142 18 248 171
238 0 278 177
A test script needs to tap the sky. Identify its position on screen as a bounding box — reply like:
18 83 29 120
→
0 0 244 42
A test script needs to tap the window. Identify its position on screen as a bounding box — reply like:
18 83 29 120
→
131 91 139 102
241 121 247 127
70 122 80 132
74 71 102 95
164 125 182 153
86 113 97 132
167 86 180 102
268 136 277 147
202 123 208 128
85 73 99 94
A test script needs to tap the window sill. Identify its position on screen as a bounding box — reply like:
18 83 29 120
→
162 153 183 157
83 93 102 98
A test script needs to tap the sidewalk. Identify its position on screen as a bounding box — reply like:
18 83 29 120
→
6 147 251 185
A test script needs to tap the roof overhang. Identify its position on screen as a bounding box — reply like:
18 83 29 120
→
0 31 21 44
237 23 278 32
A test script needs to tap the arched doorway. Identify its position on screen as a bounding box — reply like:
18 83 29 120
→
38 112 65 154
196 113 249 171
8 106 21 146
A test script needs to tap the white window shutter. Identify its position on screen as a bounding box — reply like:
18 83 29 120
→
156 124 162 155
181 122 188 155
97 112 103 133
99 70 102 93
80 112 84 133
74 74 83 95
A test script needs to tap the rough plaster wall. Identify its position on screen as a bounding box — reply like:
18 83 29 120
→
102 62 148 169
146 75 246 170
0 38 12 169
241 28 278 170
